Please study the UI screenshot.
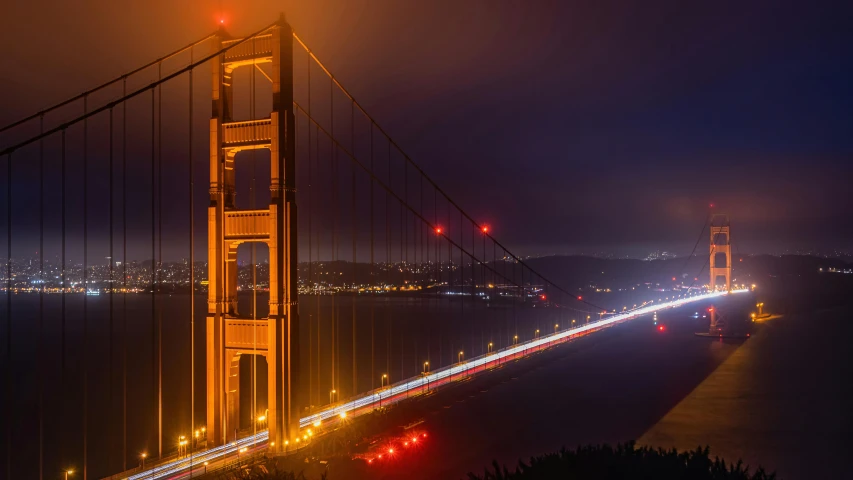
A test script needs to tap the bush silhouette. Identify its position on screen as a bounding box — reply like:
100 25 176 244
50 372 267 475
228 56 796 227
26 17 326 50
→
468 442 774 480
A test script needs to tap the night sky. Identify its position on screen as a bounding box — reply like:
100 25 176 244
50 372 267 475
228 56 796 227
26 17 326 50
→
2 0 852 259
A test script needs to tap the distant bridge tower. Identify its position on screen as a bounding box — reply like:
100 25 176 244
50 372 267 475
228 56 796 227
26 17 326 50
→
206 15 299 454
709 214 731 292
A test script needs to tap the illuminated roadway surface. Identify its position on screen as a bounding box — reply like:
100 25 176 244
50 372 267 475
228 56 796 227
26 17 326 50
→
124 289 747 479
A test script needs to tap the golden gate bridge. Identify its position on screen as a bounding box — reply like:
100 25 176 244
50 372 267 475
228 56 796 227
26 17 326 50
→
0 15 744 480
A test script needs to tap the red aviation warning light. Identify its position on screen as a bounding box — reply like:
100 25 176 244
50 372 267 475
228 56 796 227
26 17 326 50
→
482 225 489 233
435 227 442 234
658 325 665 331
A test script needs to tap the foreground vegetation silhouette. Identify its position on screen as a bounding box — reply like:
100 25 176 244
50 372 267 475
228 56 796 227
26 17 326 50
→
219 442 773 479
468 442 775 480
224 467 322 480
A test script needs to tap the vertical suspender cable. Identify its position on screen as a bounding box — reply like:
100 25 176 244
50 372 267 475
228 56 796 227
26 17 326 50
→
482 225 486 350
156 63 163 459
83 94 89 480
150 88 157 459
188 57 195 463
369 123 374 391
251 36 257 436
399 176 403 381
350 100 356 395
446 202 451 366
399 171 404 381
459 211 464 360
315 124 320 407
512 248 517 343
38 115 45 480
121 77 128 471
435 188 440 367
421 175 426 375
330 77 336 398
403 154 408 377
5 150 12 480
472 224 476 356
306 49 313 410
415 175 422 372
60 129 67 468
386 141 391 384
107 108 114 471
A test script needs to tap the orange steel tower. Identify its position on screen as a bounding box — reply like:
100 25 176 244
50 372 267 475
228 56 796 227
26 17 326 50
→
709 214 731 292
206 15 299 453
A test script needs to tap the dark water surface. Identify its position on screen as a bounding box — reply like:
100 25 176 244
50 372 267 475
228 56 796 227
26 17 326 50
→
639 308 853 479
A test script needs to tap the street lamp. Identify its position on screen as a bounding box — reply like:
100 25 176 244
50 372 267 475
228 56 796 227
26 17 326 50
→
554 323 559 334
329 389 336 404
378 375 388 408
534 329 540 338
64 469 74 480
203 462 208 474
458 351 464 363
139 452 147 470
487 342 493 354
178 437 188 458
513 335 518 345
423 361 431 391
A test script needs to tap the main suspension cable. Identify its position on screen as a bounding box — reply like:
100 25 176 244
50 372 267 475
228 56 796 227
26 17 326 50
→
1 22 278 157
0 33 216 134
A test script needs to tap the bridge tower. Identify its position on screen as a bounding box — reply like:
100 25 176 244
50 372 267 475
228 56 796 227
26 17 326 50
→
206 15 299 454
709 214 731 292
